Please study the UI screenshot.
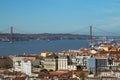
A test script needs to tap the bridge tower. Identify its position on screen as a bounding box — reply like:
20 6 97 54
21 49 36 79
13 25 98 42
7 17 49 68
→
10 26 13 42
90 25 92 44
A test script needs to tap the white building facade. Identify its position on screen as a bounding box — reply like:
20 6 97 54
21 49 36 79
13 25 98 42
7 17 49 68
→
58 56 68 70
21 60 32 76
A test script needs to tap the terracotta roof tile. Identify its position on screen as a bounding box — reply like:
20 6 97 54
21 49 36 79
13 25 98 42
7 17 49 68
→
13 77 26 80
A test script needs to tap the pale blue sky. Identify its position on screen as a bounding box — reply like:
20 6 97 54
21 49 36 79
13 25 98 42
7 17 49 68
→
0 0 120 35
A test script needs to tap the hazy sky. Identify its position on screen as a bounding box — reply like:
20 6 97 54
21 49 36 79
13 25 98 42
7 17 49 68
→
1 0 120 35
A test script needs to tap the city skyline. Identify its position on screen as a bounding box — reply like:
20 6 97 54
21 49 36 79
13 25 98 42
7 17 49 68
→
1 0 120 35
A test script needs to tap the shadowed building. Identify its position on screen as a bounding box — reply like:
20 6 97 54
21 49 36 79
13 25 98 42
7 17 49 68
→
44 54 58 71
96 58 108 73
0 57 13 68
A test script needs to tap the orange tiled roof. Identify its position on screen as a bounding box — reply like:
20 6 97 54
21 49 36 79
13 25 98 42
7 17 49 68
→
13 77 26 80
93 54 108 59
2 71 24 76
49 71 69 75
101 70 120 72
73 70 88 77
114 60 120 62
18 54 38 57
102 76 117 78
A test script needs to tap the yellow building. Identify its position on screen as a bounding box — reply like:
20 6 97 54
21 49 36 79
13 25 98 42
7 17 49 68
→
102 45 110 51
41 52 49 57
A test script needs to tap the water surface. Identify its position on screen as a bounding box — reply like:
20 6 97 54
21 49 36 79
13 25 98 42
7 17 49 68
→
0 40 88 56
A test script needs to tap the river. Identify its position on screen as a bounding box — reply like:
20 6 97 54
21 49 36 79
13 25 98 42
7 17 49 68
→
0 40 89 56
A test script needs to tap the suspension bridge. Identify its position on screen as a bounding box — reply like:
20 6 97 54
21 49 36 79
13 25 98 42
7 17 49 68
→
0 26 120 42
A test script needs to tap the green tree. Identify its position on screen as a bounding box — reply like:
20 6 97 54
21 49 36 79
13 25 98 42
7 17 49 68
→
77 65 83 71
79 71 85 80
49 69 54 72
40 69 48 72
82 57 87 69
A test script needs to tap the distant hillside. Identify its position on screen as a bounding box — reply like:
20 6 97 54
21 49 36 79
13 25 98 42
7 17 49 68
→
0 33 90 41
